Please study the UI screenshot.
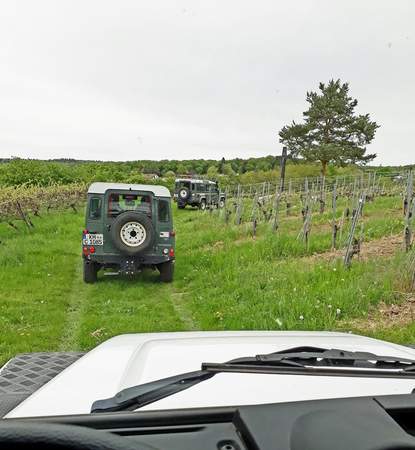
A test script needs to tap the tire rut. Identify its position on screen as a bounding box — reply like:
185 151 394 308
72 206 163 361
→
170 290 199 331
58 260 86 351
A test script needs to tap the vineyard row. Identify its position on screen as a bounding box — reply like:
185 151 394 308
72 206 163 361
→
0 183 87 229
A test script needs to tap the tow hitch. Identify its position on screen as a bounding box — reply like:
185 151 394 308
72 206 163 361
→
119 259 141 276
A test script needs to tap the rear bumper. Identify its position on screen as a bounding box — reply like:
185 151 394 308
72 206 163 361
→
178 199 200 207
86 253 174 266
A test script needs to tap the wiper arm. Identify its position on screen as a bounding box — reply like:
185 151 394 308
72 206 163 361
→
91 370 214 413
91 347 415 414
91 356 302 413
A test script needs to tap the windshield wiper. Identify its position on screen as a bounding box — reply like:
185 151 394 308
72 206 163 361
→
91 346 415 413
255 347 415 369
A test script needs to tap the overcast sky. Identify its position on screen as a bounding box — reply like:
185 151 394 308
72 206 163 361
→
0 1 414 164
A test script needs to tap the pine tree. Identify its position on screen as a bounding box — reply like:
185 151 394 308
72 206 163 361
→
279 80 379 175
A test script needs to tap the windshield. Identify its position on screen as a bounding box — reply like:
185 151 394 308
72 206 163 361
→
1 0 415 425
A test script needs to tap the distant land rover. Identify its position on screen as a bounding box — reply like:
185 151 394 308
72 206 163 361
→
173 178 226 210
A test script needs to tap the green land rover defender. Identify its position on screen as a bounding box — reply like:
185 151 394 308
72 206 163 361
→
173 178 226 210
82 183 175 284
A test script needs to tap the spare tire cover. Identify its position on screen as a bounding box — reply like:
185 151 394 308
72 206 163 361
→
178 187 190 201
110 211 155 255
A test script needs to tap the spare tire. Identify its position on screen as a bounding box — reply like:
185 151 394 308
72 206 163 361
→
110 211 155 255
178 187 190 201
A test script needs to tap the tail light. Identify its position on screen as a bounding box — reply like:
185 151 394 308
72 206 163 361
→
170 230 176 237
169 248 175 257
83 246 89 256
89 246 96 254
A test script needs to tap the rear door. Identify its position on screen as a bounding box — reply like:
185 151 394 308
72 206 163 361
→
103 190 154 254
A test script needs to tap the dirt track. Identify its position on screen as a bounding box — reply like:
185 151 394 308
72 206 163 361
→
345 295 415 330
307 234 404 262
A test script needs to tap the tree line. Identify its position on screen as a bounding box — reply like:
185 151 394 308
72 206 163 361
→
0 155 285 183
0 157 376 188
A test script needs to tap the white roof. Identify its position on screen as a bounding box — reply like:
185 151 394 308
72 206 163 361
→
175 178 216 184
88 182 171 197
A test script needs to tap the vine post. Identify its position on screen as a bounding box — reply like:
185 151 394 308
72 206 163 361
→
344 192 365 268
404 170 413 252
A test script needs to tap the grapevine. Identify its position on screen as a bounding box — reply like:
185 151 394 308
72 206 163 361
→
0 183 87 230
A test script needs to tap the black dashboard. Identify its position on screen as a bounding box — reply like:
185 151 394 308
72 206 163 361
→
7 393 415 450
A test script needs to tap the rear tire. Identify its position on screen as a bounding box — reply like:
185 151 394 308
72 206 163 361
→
83 260 98 284
199 200 207 211
158 260 174 282
219 198 225 208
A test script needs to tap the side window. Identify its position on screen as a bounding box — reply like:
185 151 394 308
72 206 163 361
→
197 183 204 193
158 199 170 222
191 183 195 190
89 197 102 219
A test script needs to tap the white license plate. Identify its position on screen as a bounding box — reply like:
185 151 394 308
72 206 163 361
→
83 234 104 246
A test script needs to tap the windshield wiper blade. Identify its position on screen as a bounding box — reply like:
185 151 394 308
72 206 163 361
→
201 362 415 378
254 347 415 370
91 347 415 413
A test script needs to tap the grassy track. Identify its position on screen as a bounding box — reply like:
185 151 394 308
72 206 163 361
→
0 196 413 365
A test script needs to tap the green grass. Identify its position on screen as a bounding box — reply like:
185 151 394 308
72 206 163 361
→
0 196 413 365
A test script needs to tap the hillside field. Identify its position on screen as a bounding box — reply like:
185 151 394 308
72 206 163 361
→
0 196 414 366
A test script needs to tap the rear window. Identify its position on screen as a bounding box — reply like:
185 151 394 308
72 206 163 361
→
176 181 190 189
89 197 102 219
158 199 170 222
108 193 152 217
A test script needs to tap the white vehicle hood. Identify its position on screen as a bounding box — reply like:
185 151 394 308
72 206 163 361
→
6 331 415 418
